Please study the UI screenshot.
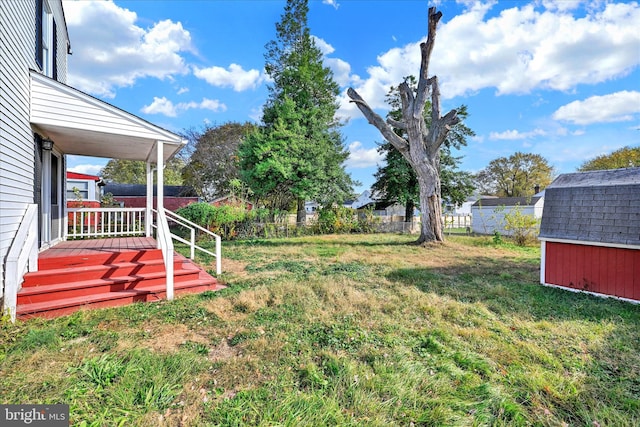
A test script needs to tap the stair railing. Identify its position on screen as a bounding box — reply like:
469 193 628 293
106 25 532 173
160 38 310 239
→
152 208 221 276
4 204 38 321
155 207 174 300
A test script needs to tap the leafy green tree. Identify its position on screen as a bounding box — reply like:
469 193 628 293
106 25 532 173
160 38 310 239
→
475 152 553 197
240 0 354 222
182 122 255 201
372 77 475 222
578 146 640 171
100 158 184 185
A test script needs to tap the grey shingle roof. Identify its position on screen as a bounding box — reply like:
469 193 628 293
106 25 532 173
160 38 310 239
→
472 196 542 207
539 168 640 246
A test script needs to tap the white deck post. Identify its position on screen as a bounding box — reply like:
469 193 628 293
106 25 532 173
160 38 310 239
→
146 161 153 237
157 143 164 213
157 141 174 300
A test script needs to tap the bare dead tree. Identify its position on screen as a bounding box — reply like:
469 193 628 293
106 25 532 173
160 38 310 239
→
348 7 460 244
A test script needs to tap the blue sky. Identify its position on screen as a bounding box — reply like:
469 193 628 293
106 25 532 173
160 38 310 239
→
63 0 640 194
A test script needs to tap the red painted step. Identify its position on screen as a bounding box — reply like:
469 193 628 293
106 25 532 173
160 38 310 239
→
38 248 164 270
16 248 224 320
22 259 171 287
17 279 225 320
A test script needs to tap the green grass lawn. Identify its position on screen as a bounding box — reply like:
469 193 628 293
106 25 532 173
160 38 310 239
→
1 234 638 426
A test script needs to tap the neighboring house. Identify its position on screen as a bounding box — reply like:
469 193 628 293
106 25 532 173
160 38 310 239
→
1 1 221 320
211 195 254 211
539 168 640 302
444 193 497 216
103 183 199 212
471 196 544 235
305 200 319 214
66 171 103 206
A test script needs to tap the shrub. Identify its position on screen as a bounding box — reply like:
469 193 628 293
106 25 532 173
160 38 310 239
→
503 205 540 246
315 206 358 234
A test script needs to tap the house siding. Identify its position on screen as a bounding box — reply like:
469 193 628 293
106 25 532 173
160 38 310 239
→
0 0 68 294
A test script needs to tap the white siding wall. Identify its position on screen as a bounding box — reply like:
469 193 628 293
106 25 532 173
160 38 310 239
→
0 0 68 292
471 203 543 236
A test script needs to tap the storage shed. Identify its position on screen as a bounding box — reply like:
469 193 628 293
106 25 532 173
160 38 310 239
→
471 196 544 236
538 168 640 302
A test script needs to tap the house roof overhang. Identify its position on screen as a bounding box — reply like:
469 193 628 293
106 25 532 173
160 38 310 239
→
29 70 185 163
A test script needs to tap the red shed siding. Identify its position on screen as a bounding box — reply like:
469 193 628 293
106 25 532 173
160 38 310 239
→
545 241 640 301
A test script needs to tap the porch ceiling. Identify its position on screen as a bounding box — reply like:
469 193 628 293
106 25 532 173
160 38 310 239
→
29 70 185 163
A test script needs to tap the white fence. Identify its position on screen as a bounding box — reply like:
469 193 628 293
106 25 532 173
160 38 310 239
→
67 207 146 239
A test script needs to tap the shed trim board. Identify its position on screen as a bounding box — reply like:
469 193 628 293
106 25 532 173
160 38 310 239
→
540 281 639 305
539 237 639 251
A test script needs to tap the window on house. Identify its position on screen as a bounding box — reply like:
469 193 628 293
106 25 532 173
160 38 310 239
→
35 0 55 77
67 181 89 200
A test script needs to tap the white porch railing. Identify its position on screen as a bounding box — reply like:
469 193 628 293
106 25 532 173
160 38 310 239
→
67 207 146 239
4 204 38 322
66 206 221 276
153 208 222 276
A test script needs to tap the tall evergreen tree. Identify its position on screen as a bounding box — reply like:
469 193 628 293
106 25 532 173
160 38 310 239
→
239 0 354 222
372 77 475 222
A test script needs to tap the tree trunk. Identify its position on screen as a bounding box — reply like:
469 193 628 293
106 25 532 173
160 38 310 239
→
404 199 415 223
296 197 306 225
415 161 444 243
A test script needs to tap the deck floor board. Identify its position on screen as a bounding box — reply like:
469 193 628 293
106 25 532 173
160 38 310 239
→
39 237 157 259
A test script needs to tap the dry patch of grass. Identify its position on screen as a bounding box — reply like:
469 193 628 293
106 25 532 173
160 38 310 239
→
1 233 638 426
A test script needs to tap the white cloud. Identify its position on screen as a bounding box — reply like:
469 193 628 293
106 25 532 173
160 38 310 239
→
141 96 226 117
322 0 339 10
193 64 264 91
552 90 640 125
177 87 189 95
63 0 194 98
311 36 352 87
344 1 640 114
141 97 178 117
325 57 352 87
346 141 383 168
68 164 104 175
312 36 335 55
489 128 547 140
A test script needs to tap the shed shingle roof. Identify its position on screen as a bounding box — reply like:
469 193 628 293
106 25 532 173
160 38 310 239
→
472 196 542 207
539 168 640 246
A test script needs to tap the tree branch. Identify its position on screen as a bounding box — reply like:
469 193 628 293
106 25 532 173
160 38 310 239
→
414 7 442 118
386 117 406 130
347 87 409 155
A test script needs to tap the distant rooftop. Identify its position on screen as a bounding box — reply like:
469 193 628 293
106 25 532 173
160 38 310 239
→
472 196 542 207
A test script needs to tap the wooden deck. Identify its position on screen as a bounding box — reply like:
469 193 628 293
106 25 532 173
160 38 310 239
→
39 237 157 259
19 237 224 319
